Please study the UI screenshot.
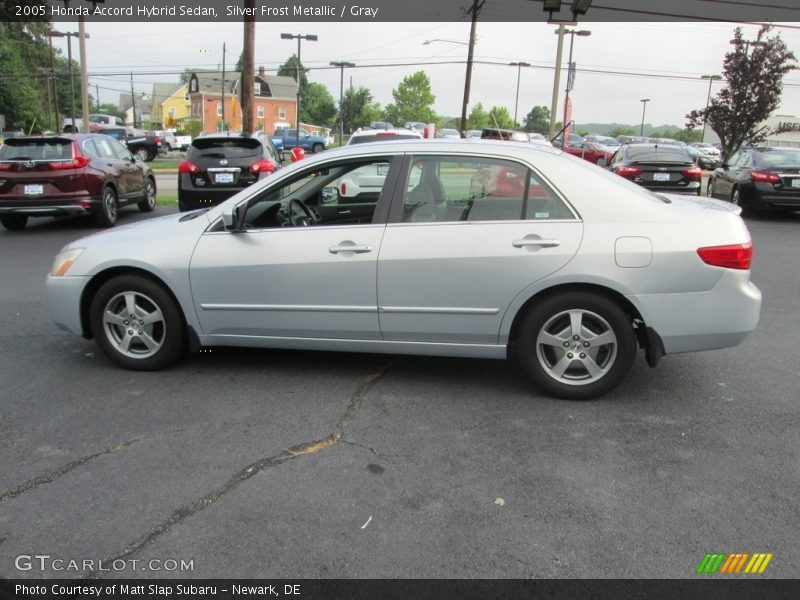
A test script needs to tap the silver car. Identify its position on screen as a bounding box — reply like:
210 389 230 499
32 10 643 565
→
46 140 761 400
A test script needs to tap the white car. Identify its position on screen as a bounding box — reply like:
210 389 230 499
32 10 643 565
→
335 129 424 201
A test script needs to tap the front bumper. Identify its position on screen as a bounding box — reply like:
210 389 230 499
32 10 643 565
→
629 269 762 355
46 274 90 337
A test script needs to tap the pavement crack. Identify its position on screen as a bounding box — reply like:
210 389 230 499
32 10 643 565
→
83 363 390 579
0 438 140 504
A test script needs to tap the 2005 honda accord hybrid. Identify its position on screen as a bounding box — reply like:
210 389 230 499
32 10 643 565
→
46 140 761 400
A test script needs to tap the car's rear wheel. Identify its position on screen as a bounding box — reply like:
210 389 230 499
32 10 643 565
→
133 148 149 162
516 292 636 400
731 186 740 205
596 157 607 167
94 186 118 227
707 178 715 198
312 143 324 153
138 177 156 212
90 275 185 370
1 215 28 230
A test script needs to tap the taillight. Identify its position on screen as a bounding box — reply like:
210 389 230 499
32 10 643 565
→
0 163 11 171
750 170 781 184
178 161 200 174
616 165 642 177
153 136 161 144
697 241 753 270
682 166 702 180
249 159 276 174
49 142 89 170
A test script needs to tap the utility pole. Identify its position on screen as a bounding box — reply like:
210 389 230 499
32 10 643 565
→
640 98 650 136
67 36 75 131
79 17 89 133
330 61 355 145
96 84 100 112
48 33 60 129
241 0 256 135
130 72 136 128
700 74 721 141
509 61 530 128
460 0 484 137
549 24 565 139
221 42 226 132
281 33 318 146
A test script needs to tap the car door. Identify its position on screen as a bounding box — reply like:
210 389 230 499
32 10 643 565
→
109 138 144 200
377 153 583 345
188 154 403 341
714 150 741 199
90 137 129 196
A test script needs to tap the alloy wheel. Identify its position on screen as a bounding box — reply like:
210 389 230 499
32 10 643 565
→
102 291 166 359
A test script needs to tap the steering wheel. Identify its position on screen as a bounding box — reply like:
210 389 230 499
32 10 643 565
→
288 198 317 227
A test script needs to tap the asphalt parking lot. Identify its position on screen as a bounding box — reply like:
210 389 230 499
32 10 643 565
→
0 206 798 579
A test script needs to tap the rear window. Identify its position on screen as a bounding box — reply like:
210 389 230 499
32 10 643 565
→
189 138 262 157
348 133 420 145
0 139 72 160
626 146 692 163
757 149 800 167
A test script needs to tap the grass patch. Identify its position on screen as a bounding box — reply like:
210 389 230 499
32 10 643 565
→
149 160 181 171
157 194 177 207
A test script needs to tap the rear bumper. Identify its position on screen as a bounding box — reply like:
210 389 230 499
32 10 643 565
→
0 196 99 216
46 274 89 337
629 269 761 355
751 186 800 208
640 182 702 194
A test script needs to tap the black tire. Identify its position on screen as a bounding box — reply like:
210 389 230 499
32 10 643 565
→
93 186 119 228
596 157 606 167
133 147 149 162
516 292 637 400
89 274 185 370
1 215 28 230
311 143 325 153
707 178 715 198
138 177 156 212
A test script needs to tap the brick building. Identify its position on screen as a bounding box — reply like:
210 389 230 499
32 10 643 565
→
187 68 298 133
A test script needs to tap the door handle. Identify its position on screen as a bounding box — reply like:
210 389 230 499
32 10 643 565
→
513 238 561 248
329 244 372 254
338 209 352 215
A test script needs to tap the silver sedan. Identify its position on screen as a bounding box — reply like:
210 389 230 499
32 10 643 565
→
46 140 761 400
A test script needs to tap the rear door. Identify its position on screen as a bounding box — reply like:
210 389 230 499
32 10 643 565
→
0 138 79 202
90 137 130 197
109 138 144 199
377 153 583 345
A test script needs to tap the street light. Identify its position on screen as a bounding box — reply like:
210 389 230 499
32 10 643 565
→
330 61 355 145
423 38 469 46
730 38 766 54
557 28 590 141
281 33 318 147
47 30 89 132
640 98 650 137
700 74 722 141
424 37 476 137
509 62 531 127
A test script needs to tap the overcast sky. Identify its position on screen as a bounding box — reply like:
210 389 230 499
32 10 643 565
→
50 20 800 128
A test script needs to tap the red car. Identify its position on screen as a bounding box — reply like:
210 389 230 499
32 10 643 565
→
562 141 615 166
470 164 553 198
0 134 156 230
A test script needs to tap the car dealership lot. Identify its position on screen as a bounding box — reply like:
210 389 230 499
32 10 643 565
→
0 208 798 578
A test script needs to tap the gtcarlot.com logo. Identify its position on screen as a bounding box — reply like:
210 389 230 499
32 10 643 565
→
696 552 773 574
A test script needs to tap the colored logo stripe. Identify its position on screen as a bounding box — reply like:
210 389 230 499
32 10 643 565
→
697 552 773 574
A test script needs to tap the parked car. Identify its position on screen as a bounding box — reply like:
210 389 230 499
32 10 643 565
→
0 134 156 230
369 121 393 131
684 145 719 170
405 122 428 132
173 131 193 152
562 141 614 166
438 128 461 139
177 133 280 212
481 128 530 142
88 114 125 128
466 129 483 139
46 140 760 400
151 130 177 152
551 132 583 148
347 128 423 146
271 127 326 153
584 135 621 150
526 133 552 147
95 127 162 162
608 143 701 195
690 142 722 158
707 146 800 213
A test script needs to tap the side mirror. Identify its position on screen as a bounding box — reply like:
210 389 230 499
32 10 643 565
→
222 204 244 231
321 187 339 204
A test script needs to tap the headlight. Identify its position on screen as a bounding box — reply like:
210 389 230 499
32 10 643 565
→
51 248 84 277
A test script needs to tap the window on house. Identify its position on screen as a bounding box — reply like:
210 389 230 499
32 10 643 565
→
279 106 286 120
190 79 197 92
254 82 261 95
216 102 222 116
257 106 264 118
168 107 176 117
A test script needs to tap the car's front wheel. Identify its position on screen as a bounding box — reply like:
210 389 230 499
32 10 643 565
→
516 292 637 400
90 275 186 370
0 215 28 230
312 143 325 153
707 178 715 198
133 148 150 162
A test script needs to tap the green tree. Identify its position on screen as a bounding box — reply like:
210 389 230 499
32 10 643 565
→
278 54 309 88
340 86 381 132
687 25 796 161
607 125 637 138
487 106 514 130
382 71 436 126
468 103 488 129
522 105 550 133
235 51 245 72
179 68 193 84
301 82 337 127
96 103 125 119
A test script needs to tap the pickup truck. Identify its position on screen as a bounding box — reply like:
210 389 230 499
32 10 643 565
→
95 127 163 161
270 128 326 153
